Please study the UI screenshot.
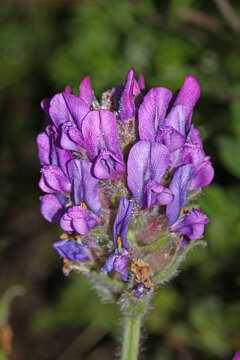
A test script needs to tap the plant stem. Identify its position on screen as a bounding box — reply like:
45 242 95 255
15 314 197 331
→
121 314 141 360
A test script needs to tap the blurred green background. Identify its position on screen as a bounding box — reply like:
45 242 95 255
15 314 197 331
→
0 0 240 359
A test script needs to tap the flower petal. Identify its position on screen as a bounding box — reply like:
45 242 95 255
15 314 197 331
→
113 197 133 248
127 141 151 204
67 159 100 215
173 75 200 129
166 164 195 226
49 93 89 128
53 239 91 261
36 132 50 165
40 165 71 193
79 75 96 105
171 208 209 240
165 104 188 136
144 180 173 208
119 68 135 122
139 87 172 142
188 160 214 190
156 126 185 152
40 194 67 222
93 150 125 179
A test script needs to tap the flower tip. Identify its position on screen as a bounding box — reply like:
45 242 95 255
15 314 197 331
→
184 75 201 96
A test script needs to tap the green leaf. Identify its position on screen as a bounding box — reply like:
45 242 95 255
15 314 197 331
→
217 136 240 178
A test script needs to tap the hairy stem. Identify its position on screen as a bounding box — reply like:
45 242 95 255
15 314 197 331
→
121 314 141 360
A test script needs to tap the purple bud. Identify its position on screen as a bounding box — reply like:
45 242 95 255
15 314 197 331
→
79 75 96 105
118 68 135 122
135 283 145 298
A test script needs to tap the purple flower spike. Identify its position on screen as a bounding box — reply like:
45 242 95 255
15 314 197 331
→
40 193 68 223
166 164 195 226
138 87 172 142
53 239 92 261
79 75 96 106
82 109 125 179
100 248 130 281
60 205 98 235
67 159 100 215
171 208 209 240
119 68 135 122
173 75 200 129
135 283 145 298
113 197 134 249
233 352 240 360
39 165 71 193
144 180 174 209
127 140 170 207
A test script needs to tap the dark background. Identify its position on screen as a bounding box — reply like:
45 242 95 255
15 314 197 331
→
1 0 240 359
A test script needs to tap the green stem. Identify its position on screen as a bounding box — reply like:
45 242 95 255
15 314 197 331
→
121 314 141 360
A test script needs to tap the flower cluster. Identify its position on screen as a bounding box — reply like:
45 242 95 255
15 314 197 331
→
37 69 214 299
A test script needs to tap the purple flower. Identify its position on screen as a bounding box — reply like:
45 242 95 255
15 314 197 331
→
53 238 92 261
170 208 209 240
47 91 91 153
82 109 125 179
60 205 99 235
135 283 145 298
127 140 173 208
101 197 133 280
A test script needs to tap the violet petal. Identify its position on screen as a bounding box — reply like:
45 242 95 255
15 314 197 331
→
40 193 67 222
119 68 135 122
171 208 209 240
40 165 71 193
173 75 200 129
127 141 170 205
67 159 100 215
53 239 91 261
166 164 195 226
113 197 133 248
138 87 172 142
144 180 173 208
79 75 96 105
